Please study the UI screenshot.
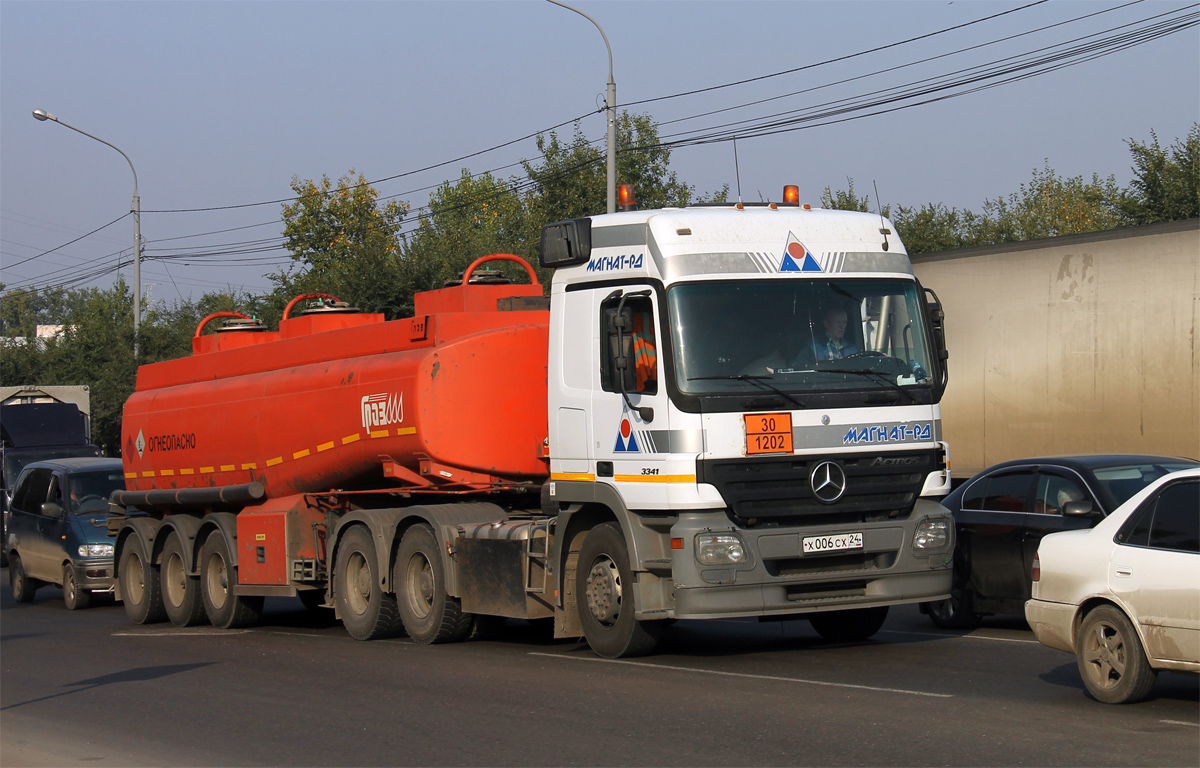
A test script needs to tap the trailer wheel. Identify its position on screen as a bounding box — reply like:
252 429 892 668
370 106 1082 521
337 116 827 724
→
334 526 402 640
9 553 40 603
120 535 166 623
162 532 207 627
395 523 471 644
63 565 91 610
200 530 262 629
576 523 663 658
809 606 889 643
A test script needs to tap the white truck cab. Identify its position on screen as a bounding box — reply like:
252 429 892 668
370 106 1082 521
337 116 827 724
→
540 195 954 642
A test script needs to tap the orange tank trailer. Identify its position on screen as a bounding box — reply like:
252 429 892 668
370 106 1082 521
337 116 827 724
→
120 256 551 499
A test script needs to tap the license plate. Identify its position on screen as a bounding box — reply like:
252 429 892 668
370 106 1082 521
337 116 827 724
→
802 532 864 554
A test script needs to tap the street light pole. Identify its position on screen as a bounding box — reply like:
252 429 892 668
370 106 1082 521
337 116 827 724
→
546 0 616 214
32 109 142 358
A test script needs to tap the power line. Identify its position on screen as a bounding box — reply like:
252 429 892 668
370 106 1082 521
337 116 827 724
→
0 211 130 271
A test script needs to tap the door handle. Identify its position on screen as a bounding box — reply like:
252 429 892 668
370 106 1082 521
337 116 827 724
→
1114 566 1132 578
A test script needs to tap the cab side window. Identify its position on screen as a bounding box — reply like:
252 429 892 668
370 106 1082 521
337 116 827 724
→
600 295 658 396
12 469 53 514
1034 473 1089 515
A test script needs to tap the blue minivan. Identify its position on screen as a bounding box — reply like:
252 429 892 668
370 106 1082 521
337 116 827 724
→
5 457 125 609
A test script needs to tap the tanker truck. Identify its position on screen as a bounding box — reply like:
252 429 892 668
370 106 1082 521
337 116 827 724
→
109 188 955 657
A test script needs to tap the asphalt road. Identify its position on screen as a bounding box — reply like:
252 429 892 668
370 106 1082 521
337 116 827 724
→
2 570 1197 767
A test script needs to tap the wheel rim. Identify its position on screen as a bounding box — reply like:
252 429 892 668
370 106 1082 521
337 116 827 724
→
404 551 434 619
1082 619 1127 690
64 570 76 602
165 551 186 608
345 551 373 616
585 555 622 627
205 552 229 610
126 552 145 605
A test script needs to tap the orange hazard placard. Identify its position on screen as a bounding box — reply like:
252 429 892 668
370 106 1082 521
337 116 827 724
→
744 412 794 455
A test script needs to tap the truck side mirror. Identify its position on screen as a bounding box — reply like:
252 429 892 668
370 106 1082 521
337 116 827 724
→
606 308 637 393
923 286 949 395
41 502 64 519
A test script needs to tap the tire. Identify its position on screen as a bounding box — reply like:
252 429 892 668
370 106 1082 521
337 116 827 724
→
576 523 663 658
161 532 207 627
62 565 92 610
394 523 470 644
1076 605 1158 704
200 530 263 629
9 554 39 603
120 535 167 624
809 606 889 643
334 526 402 641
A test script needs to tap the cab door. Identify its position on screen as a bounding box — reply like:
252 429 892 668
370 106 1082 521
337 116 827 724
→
7 467 55 580
957 468 1034 610
593 287 673 510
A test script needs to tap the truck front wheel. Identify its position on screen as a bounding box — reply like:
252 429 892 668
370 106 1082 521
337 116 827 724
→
576 523 663 658
199 530 262 629
395 523 470 643
334 526 402 640
120 535 166 624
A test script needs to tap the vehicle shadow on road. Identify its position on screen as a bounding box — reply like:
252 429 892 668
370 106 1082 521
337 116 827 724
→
1039 661 1200 703
1 662 215 712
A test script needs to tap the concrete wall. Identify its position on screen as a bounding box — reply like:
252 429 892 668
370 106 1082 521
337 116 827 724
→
911 219 1199 478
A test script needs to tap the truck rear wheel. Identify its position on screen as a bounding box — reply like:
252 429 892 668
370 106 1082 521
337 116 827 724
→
576 523 662 658
395 523 471 644
162 532 207 627
809 606 889 643
120 535 166 624
200 530 262 629
334 526 402 640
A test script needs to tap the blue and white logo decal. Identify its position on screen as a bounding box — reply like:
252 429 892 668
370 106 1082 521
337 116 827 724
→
613 404 641 453
781 232 822 272
587 252 644 273
842 423 933 445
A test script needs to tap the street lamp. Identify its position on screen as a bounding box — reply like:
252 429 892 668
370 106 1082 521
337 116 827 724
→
547 0 616 215
32 109 143 357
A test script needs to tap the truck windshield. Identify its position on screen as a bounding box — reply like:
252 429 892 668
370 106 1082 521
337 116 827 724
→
668 279 935 396
67 470 126 515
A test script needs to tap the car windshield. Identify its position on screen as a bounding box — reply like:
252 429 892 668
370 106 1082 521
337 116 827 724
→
1093 462 1198 506
67 470 125 515
669 278 934 395
3 447 101 486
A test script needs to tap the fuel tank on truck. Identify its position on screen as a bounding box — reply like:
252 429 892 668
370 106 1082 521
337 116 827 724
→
121 256 551 497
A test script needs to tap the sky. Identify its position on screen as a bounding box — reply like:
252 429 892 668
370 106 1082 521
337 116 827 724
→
2 0 1197 307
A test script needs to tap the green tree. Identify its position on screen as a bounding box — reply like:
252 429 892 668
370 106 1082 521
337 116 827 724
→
1121 123 1200 225
976 161 1124 242
891 203 982 254
820 178 881 214
275 172 410 318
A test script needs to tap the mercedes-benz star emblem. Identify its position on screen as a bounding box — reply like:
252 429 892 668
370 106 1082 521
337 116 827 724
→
810 461 847 503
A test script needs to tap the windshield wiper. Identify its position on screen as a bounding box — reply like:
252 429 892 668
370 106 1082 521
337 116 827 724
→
688 375 807 409
823 368 918 402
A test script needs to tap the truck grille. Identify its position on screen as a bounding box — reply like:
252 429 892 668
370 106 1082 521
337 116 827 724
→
696 448 939 525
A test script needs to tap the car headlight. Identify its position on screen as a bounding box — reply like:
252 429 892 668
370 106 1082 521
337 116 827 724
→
912 518 951 551
695 533 749 565
78 543 114 558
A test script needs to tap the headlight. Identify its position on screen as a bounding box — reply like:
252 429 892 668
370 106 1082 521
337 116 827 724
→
78 543 114 558
695 533 749 565
912 518 951 551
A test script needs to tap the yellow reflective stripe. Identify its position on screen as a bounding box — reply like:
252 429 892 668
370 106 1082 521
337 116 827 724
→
370 430 389 439
159 469 175 476
396 426 416 436
266 457 283 467
141 471 155 478
124 472 137 479
550 472 595 482
240 463 257 470
220 465 235 472
293 449 311 459
342 434 360 445
180 468 194 475
613 474 697 484
317 441 335 452
201 466 215 474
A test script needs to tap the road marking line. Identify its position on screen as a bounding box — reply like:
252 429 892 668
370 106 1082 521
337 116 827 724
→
1161 720 1198 727
113 629 252 637
528 652 951 698
879 629 1039 644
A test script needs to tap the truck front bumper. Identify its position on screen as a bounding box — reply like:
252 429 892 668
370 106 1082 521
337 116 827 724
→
664 501 953 620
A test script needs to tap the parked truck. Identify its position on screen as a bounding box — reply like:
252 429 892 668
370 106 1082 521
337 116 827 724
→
2 385 102 565
109 189 955 657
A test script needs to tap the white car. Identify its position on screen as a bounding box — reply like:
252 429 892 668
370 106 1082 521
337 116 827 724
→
1026 467 1199 704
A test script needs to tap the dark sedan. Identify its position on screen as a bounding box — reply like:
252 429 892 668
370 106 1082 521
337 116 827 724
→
920 454 1198 628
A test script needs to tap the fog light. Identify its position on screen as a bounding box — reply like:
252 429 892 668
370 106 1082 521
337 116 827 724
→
913 518 950 551
695 533 748 565
78 543 115 558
